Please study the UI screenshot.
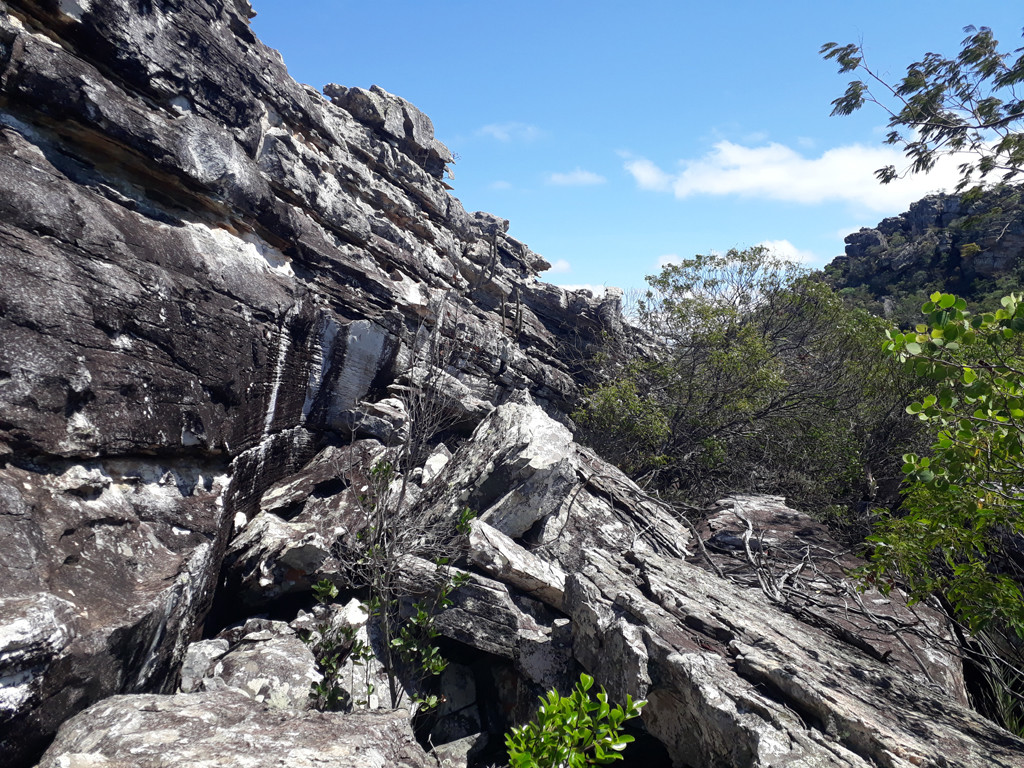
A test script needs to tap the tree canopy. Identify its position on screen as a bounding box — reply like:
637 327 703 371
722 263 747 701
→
575 247 917 512
822 26 1024 190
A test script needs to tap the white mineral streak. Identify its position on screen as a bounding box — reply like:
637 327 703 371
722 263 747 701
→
188 223 295 282
262 321 292 436
301 315 339 421
319 321 388 430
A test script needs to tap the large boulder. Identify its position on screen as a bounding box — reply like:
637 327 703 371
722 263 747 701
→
0 460 230 765
34 691 436 768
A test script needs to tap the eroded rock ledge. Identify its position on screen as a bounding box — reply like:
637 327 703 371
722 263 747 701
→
0 1 1021 767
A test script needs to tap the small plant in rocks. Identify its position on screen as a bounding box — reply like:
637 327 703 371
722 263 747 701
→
506 673 646 767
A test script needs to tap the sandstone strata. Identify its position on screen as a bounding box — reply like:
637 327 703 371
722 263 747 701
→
0 1 1021 767
826 187 1024 323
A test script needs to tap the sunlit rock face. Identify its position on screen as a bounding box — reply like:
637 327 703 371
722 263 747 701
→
826 187 1024 323
0 2 1021 767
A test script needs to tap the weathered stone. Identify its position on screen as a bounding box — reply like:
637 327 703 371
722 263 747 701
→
1 0 1022 765
701 495 968 704
324 83 453 180
0 460 230 766
468 519 566 611
222 511 331 607
563 544 1021 768
210 631 318 710
258 440 385 516
432 731 489 768
178 639 230 694
420 443 452 486
181 619 322 712
34 692 436 768
423 399 691 571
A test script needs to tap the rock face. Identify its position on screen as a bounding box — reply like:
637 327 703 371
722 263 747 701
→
1 1 1022 767
825 187 1024 323
36 692 434 768
0 0 613 763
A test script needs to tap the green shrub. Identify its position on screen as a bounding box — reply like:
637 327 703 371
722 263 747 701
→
576 246 917 511
868 291 1024 635
506 673 645 767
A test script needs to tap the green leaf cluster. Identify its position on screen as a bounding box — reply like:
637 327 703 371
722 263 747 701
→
867 291 1024 635
302 579 352 711
823 26 1024 190
506 673 645 768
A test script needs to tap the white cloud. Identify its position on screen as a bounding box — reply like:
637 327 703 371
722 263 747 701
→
546 168 607 186
489 180 512 190
556 283 608 297
756 239 817 265
478 122 542 142
657 254 682 268
622 156 672 191
545 258 572 274
624 140 964 212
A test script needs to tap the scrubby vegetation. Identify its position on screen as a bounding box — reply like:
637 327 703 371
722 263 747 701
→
573 24 1024 737
575 246 922 519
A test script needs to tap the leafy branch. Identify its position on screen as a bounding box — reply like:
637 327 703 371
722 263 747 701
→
506 673 645 767
822 26 1024 189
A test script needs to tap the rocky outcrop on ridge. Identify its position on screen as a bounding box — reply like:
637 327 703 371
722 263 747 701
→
825 186 1024 323
0 1 1022 766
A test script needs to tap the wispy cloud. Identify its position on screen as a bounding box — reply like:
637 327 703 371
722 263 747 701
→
657 254 682 268
546 168 607 186
621 155 672 192
756 239 817 265
489 180 512 190
478 122 542 142
623 140 963 212
545 258 572 274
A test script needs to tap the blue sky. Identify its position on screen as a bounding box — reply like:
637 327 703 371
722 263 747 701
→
250 1 1022 293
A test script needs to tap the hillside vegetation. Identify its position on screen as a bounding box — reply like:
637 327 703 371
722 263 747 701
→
825 185 1024 326
576 23 1024 737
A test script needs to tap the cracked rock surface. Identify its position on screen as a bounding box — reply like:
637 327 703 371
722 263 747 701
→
0 1 1022 767
36 692 434 768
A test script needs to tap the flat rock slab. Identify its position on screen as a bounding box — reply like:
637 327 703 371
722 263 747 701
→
34 691 435 768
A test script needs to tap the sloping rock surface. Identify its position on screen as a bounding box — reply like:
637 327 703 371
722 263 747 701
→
428 402 1022 767
0 0 615 763
0 1 1022 767
35 692 434 768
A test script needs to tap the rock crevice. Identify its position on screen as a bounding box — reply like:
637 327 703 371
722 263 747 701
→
0 1 1021 767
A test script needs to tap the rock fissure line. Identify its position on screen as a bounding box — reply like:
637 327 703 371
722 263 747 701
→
0 1 1022 766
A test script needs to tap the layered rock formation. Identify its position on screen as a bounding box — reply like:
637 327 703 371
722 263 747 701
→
0 1 1022 766
825 186 1024 324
